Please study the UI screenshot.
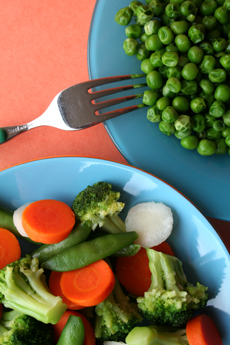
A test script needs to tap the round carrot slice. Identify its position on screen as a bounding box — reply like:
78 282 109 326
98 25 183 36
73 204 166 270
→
0 227 21 269
22 199 75 244
60 260 115 307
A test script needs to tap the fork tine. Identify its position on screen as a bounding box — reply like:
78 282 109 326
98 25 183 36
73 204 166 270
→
95 104 146 123
83 73 146 90
93 93 144 112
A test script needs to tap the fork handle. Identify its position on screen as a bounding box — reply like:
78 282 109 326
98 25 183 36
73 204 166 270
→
0 124 29 144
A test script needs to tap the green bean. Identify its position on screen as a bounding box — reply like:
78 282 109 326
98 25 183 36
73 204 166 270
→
41 231 138 271
56 315 85 345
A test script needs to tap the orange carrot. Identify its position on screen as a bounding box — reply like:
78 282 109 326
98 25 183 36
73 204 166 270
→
49 271 83 310
52 310 96 345
186 314 223 345
60 259 115 307
115 242 175 296
0 227 21 269
21 199 75 244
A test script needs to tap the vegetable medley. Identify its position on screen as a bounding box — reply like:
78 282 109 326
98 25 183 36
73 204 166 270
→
115 0 230 156
0 182 223 345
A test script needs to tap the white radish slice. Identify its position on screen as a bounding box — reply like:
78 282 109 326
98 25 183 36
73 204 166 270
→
13 202 32 237
125 201 173 248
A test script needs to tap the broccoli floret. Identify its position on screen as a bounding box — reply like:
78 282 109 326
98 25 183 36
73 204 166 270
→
137 249 208 328
126 325 189 345
0 309 55 345
94 275 143 342
72 182 126 233
0 255 66 324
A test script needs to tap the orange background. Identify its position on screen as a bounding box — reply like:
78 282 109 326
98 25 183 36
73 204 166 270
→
0 0 229 250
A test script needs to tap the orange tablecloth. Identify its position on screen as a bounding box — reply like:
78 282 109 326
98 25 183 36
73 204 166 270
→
0 1 229 251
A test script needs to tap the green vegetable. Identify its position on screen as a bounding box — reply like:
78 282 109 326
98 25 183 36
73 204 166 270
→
0 256 66 324
143 90 159 105
158 26 174 45
94 275 142 342
182 62 199 80
137 249 208 327
156 96 171 111
174 115 193 131
166 77 181 93
190 97 206 113
0 309 55 345
162 51 179 67
71 181 126 233
197 139 217 155
181 135 199 149
115 7 133 26
56 315 85 345
123 38 139 56
147 105 162 122
170 20 190 34
126 325 188 345
162 106 179 123
193 114 206 132
146 70 164 90
159 121 175 135
188 45 204 64
136 5 154 25
175 34 191 52
145 33 164 51
125 24 143 38
172 96 190 112
215 138 228 154
41 231 138 272
30 221 91 264
0 206 21 238
144 19 162 35
209 100 225 118
129 1 143 16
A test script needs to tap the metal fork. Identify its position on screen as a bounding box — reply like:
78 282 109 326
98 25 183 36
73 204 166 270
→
0 74 147 144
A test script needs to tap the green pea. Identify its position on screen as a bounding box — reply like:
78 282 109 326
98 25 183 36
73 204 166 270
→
145 34 164 51
199 41 214 55
192 114 206 132
214 6 230 24
150 49 165 67
180 1 196 16
123 38 139 56
215 138 228 154
212 38 227 52
162 51 179 66
166 66 182 79
202 15 217 30
199 55 216 74
129 1 143 15
165 44 179 52
172 96 190 112
199 79 215 95
181 135 199 149
209 100 226 118
188 46 204 64
143 90 159 105
190 97 206 113
214 84 230 102
200 0 218 16
140 32 149 43
181 80 198 95
166 77 182 93
223 111 230 126
188 23 205 44
162 84 176 98
219 54 230 71
223 0 230 9
199 92 214 108
175 34 191 52
170 20 190 34
222 126 230 137
182 63 199 80
149 0 166 16
177 55 189 68
156 96 171 111
165 3 181 18
136 5 154 25
162 106 179 123
208 69 226 83
174 115 193 131
205 113 216 127
158 26 175 45
147 105 162 122
141 59 154 74
136 44 150 61
197 139 217 155
146 70 164 89
174 129 193 138
125 24 143 38
144 19 162 35
213 119 226 131
115 7 133 26
225 133 230 146
159 121 175 135
207 127 222 139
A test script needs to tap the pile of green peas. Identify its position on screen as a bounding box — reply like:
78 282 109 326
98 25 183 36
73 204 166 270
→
115 0 230 156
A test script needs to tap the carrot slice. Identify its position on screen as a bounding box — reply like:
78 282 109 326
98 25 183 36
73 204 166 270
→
0 228 21 269
60 259 115 307
21 199 75 244
52 310 96 345
186 314 223 345
115 242 175 296
49 271 83 310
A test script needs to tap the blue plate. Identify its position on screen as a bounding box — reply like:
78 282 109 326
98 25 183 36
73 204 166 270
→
87 0 230 221
0 157 229 344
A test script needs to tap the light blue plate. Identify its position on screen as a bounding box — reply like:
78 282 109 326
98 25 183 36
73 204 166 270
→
87 0 230 221
0 157 229 344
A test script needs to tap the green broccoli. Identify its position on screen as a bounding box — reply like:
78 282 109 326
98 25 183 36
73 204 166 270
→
94 275 143 342
0 255 66 324
125 325 189 345
137 249 208 328
72 182 126 233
